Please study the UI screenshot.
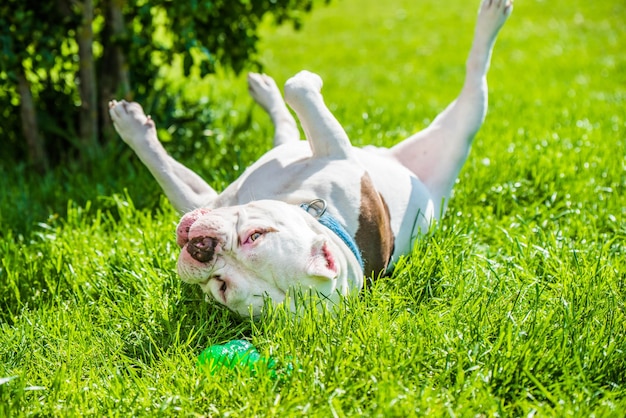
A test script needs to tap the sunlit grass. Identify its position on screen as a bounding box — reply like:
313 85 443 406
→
1 0 625 415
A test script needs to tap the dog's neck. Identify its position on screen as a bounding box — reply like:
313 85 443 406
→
300 199 363 268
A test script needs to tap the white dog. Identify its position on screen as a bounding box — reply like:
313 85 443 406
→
109 0 512 316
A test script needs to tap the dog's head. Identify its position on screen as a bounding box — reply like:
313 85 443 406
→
175 200 363 317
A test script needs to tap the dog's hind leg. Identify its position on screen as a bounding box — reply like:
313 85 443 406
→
109 100 217 213
247 73 300 147
284 70 352 158
390 0 512 217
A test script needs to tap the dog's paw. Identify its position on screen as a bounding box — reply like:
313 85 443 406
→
247 73 284 112
477 0 513 40
284 71 324 105
108 100 156 148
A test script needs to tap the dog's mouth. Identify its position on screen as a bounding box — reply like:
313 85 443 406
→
197 277 225 304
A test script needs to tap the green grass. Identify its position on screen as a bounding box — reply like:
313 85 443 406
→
1 0 626 415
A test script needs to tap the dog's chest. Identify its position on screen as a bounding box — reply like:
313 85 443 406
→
213 141 434 269
215 142 364 221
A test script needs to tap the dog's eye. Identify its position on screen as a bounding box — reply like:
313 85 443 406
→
243 228 276 245
244 230 264 244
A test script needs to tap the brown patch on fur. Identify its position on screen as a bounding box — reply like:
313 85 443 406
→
354 174 395 278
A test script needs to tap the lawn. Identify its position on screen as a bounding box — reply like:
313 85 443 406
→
1 0 625 415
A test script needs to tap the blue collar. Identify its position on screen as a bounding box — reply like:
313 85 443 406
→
300 199 364 269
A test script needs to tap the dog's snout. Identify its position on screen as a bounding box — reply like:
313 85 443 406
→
176 208 211 247
187 236 217 263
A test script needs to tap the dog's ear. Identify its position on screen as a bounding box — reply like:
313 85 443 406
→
305 235 338 280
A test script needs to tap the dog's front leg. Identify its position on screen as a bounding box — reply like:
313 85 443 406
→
109 100 217 213
247 73 300 148
283 71 353 159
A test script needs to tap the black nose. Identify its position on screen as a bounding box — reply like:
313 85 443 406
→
187 236 217 263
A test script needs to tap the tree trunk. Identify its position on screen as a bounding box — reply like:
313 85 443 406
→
100 0 130 142
77 0 99 150
17 69 49 173
110 0 130 97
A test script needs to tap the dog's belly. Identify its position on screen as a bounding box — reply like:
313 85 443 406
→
356 149 434 265
212 141 434 266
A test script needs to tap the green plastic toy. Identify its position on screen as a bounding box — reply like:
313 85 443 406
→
198 340 291 377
